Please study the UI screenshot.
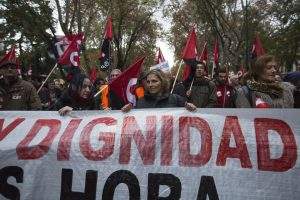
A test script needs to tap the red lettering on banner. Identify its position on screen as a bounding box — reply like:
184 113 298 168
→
179 117 212 166
57 119 82 160
0 118 25 141
80 117 116 160
161 116 173 166
216 116 252 168
255 118 297 172
16 119 61 159
119 116 156 165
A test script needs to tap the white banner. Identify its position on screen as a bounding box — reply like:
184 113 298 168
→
150 61 170 72
0 109 299 200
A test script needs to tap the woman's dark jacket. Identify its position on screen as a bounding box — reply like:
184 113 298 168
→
51 91 95 110
136 93 185 108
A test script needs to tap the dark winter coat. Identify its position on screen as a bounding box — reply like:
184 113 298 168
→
52 91 96 111
189 78 217 108
136 93 185 108
0 79 41 110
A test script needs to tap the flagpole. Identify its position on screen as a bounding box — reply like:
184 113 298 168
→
245 0 250 70
212 62 215 78
94 84 108 98
171 60 184 94
189 77 194 91
37 63 58 94
108 35 112 75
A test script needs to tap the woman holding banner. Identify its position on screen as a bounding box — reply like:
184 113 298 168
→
235 55 294 108
121 69 196 112
53 73 96 115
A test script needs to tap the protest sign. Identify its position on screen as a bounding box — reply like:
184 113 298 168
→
0 109 299 199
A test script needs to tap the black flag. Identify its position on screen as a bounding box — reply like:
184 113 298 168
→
99 17 113 71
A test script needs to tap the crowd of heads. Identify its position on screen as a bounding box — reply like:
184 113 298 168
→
0 54 299 113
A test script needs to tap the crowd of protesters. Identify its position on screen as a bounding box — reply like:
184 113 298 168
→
0 54 299 115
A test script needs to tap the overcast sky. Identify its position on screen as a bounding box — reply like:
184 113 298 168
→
154 1 175 68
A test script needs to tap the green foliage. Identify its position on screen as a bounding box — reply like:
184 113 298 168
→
164 0 300 72
1 0 298 78
0 0 56 73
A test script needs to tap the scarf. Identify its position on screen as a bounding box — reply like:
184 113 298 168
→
246 79 284 98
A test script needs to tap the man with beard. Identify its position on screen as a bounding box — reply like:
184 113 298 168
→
0 61 41 110
186 61 217 108
214 67 235 108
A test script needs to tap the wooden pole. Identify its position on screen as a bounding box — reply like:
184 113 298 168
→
37 63 58 94
171 60 184 94
189 77 195 91
93 84 108 98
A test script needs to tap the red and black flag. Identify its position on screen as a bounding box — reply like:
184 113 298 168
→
99 17 113 71
58 34 84 67
251 33 265 59
182 27 198 82
51 33 84 60
57 34 84 81
109 57 145 106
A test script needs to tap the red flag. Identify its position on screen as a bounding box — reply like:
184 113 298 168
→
89 67 97 83
109 57 145 106
104 17 113 40
212 39 219 77
99 17 113 71
0 46 17 66
182 28 197 81
54 33 84 59
197 42 208 72
251 33 265 58
155 48 165 64
182 28 197 60
0 45 22 76
58 34 83 67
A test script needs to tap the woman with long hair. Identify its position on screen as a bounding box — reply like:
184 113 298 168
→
121 69 196 112
235 55 294 108
53 73 96 115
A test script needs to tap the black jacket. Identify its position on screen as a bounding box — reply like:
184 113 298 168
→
52 91 95 111
136 93 185 108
